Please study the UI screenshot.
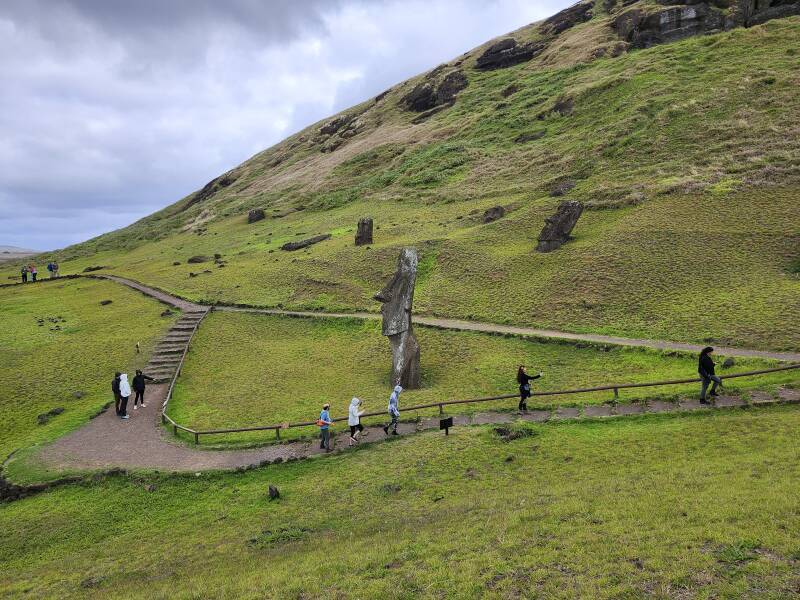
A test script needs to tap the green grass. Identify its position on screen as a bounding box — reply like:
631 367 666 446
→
168 311 794 447
0 279 178 459
1 406 799 598
3 20 798 351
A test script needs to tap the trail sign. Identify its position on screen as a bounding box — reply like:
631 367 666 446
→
440 417 453 436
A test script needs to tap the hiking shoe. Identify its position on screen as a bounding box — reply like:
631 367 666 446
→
121 415 129 420
141 404 147 408
391 430 399 436
133 405 138 410
710 391 719 397
383 426 389 435
699 398 709 405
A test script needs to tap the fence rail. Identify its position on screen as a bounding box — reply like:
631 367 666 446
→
162 363 800 445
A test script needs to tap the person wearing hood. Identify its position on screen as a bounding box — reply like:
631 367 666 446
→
112 372 122 416
118 373 131 419
348 397 366 446
698 346 722 403
517 366 542 412
132 370 154 410
383 385 402 436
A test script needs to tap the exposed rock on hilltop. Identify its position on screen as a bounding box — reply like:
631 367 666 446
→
610 0 800 49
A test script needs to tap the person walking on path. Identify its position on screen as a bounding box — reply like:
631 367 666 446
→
699 346 723 403
383 385 402 436
47 262 54 278
348 397 366 446
112 372 122 416
20 266 28 283
517 365 542 412
318 403 333 451
118 373 131 419
29 265 37 282
52 261 59 278
132 369 154 410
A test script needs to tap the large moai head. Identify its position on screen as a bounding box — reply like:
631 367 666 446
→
373 247 418 336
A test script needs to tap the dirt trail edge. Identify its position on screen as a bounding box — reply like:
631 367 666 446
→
17 273 800 475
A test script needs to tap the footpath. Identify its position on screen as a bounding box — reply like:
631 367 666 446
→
14 274 800 474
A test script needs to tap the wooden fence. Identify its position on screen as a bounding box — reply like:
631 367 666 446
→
161 363 800 445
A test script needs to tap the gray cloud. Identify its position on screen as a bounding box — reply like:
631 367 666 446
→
0 0 569 250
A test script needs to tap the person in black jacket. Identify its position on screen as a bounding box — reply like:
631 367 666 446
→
517 365 542 411
132 369 154 410
112 372 122 416
698 346 723 403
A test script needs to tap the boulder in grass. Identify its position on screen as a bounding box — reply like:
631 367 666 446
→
37 407 64 425
536 201 584 253
82 265 106 272
247 208 265 224
722 357 735 369
268 485 280 501
99 299 113 306
281 234 331 251
482 206 505 224
187 255 209 264
550 179 576 197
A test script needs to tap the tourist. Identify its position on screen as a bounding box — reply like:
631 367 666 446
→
20 265 28 283
118 373 131 419
318 403 333 451
348 397 365 446
698 346 722 403
112 372 122 416
383 385 402 436
47 262 54 278
29 264 37 282
517 365 542 411
52 261 59 278
132 369 154 410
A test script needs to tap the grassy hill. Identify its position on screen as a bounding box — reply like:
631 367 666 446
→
3 7 799 350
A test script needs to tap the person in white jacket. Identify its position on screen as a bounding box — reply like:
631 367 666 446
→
348 397 365 446
118 373 132 419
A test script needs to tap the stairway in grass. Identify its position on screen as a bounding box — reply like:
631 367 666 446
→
145 308 210 383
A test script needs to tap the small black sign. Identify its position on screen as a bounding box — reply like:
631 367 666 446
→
440 417 453 435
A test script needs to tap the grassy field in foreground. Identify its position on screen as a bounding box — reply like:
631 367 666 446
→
167 311 795 447
1 407 799 598
0 279 178 459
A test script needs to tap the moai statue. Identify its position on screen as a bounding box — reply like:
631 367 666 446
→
536 201 583 252
355 217 373 246
374 248 421 389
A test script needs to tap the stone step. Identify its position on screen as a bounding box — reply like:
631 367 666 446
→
152 346 185 354
161 335 192 342
149 358 181 367
170 324 199 331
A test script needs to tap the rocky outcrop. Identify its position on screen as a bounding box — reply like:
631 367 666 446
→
182 171 238 212
483 206 506 223
247 209 265 224
318 112 366 153
550 180 576 197
280 234 331 251
476 38 545 70
536 201 584 252
374 248 421 389
355 217 373 246
613 0 800 50
540 1 594 35
402 69 468 112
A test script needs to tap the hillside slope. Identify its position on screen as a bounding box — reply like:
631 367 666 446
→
6 1 799 350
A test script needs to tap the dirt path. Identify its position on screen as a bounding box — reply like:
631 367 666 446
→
20 273 800 474
34 382 800 473
99 273 800 362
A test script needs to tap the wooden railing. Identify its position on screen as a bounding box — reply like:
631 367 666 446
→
162 363 800 445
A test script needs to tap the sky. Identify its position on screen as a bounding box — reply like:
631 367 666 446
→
0 0 571 251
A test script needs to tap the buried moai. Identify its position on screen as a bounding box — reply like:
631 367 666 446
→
536 200 583 252
355 217 373 246
374 248 421 389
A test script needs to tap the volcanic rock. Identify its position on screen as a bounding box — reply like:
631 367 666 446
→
247 209 265 224
482 206 506 223
536 201 584 252
475 38 544 70
355 217 373 246
281 234 331 251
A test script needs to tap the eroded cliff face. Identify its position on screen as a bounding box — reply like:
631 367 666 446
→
611 0 800 49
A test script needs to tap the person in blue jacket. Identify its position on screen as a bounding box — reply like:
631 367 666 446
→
383 385 402 436
318 403 333 451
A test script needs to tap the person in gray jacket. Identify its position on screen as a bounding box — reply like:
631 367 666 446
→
383 385 402 436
